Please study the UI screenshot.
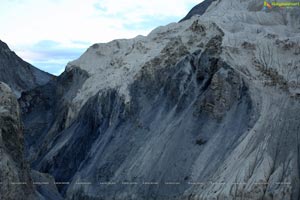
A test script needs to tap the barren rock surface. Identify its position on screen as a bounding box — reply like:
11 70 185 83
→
12 0 300 199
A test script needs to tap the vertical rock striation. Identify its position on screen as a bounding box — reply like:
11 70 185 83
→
18 0 300 199
0 82 35 200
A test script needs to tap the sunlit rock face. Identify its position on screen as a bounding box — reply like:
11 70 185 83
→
18 0 300 199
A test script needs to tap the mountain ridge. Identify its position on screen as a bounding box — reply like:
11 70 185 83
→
0 40 54 97
180 0 217 22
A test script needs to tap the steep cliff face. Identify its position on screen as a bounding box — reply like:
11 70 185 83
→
20 0 300 199
0 82 63 200
0 40 53 97
0 82 35 200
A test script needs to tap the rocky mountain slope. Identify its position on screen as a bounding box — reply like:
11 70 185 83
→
0 82 63 200
0 40 53 97
0 82 35 200
19 0 300 199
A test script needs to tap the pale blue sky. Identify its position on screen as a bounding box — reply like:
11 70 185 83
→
0 0 202 75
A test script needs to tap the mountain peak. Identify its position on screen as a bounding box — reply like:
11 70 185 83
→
180 0 217 22
0 40 54 96
0 40 9 50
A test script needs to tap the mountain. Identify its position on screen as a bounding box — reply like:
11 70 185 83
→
0 40 53 97
17 0 300 199
0 82 35 200
180 0 216 22
0 82 62 200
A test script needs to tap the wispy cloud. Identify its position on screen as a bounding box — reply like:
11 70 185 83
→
0 0 201 75
15 40 89 75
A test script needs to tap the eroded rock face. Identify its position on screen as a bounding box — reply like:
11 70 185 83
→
20 22 256 199
19 0 300 199
19 67 89 166
0 82 63 200
0 82 34 200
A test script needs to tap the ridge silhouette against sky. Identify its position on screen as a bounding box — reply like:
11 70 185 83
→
0 0 203 75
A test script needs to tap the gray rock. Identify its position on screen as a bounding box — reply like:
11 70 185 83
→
0 40 53 97
0 82 35 200
20 27 258 199
31 170 63 200
13 0 300 199
0 82 63 200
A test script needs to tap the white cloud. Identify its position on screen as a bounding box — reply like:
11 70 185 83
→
0 0 202 74
94 0 201 21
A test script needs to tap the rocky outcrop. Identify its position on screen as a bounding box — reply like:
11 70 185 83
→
31 170 64 200
0 82 63 200
19 66 89 168
0 82 35 200
0 40 53 97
